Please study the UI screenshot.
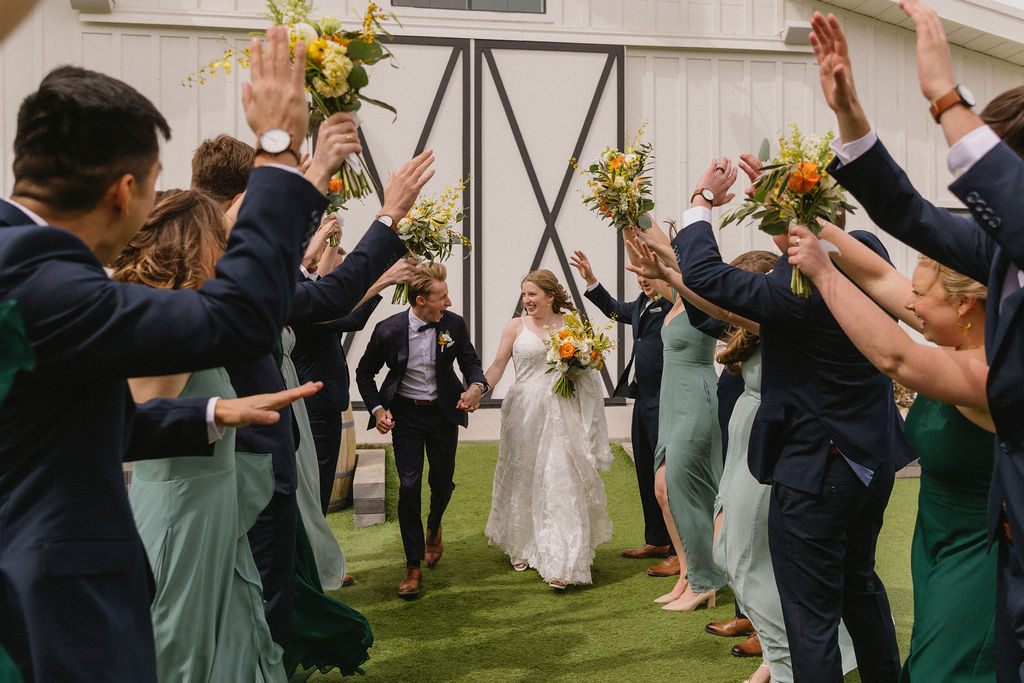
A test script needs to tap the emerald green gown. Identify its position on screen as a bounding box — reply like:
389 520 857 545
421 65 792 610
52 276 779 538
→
900 394 995 682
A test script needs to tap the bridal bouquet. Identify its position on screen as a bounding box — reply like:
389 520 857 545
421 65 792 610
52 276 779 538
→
719 124 855 297
188 0 398 207
576 126 655 231
391 178 471 305
544 311 615 399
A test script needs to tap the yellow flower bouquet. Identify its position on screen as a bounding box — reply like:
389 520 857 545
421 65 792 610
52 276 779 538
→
544 312 616 399
719 124 855 297
577 127 655 231
392 179 471 305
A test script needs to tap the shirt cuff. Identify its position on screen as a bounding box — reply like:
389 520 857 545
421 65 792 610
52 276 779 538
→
206 397 225 443
370 405 383 417
585 281 600 292
262 162 305 177
831 130 878 167
947 125 1000 178
299 264 319 280
682 206 712 228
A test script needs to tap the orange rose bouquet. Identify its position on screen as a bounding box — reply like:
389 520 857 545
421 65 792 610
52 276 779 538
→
576 126 655 232
544 311 615 398
720 124 855 297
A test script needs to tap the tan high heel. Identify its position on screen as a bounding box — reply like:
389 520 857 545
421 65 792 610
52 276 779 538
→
653 579 689 604
662 590 716 612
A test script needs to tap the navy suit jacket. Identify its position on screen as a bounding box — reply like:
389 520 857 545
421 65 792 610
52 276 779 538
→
584 283 668 408
230 221 405 494
673 222 914 494
356 309 486 430
0 167 325 681
830 137 1024 542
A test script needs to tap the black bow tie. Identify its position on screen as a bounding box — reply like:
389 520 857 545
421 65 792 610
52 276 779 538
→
417 322 439 332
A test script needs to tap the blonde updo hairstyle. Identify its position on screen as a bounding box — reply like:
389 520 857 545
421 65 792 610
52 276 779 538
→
522 269 576 313
917 256 987 306
716 250 778 374
110 188 227 291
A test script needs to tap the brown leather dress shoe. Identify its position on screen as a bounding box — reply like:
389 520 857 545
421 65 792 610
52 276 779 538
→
731 633 762 658
647 555 680 577
398 565 421 599
424 526 443 568
620 544 672 559
705 617 754 637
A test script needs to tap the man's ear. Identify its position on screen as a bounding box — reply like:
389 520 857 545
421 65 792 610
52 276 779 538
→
109 173 136 217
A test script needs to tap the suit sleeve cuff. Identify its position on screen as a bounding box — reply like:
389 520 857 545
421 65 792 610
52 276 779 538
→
682 206 712 228
206 397 225 443
831 130 878 166
947 126 1000 178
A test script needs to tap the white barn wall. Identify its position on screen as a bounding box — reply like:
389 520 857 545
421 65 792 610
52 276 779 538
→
1 0 1023 398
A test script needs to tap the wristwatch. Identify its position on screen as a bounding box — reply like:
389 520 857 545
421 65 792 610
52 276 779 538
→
375 214 394 228
930 84 976 124
257 128 299 163
690 187 715 205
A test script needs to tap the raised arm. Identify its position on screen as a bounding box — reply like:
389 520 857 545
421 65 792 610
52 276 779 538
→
572 250 636 323
789 224 990 424
483 317 522 391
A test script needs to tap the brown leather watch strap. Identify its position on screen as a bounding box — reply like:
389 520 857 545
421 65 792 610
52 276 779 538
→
930 88 965 124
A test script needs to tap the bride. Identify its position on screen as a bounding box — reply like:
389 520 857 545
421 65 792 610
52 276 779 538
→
483 270 613 589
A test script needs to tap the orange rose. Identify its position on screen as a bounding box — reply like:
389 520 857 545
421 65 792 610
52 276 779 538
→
329 177 344 193
559 341 575 359
590 350 600 361
609 156 624 170
787 162 820 193
558 329 572 341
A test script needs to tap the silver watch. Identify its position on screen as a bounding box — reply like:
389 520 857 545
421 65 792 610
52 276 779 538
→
375 214 394 228
258 128 292 155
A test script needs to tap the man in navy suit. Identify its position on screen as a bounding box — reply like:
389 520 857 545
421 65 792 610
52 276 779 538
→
356 263 487 598
672 158 914 682
812 4 1024 677
570 250 675 573
0 29 332 682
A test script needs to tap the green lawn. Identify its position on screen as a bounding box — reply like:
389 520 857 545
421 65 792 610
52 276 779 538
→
323 444 918 682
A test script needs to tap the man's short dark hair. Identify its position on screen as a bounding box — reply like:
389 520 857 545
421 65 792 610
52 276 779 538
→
982 86 1024 160
12 65 170 213
190 135 255 204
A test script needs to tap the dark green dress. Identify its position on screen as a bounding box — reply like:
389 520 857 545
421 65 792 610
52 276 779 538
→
900 395 995 682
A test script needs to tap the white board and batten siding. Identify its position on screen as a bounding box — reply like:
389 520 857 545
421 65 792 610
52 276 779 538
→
2 0 1023 398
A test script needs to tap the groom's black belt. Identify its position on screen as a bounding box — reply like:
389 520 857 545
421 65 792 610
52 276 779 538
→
396 395 437 407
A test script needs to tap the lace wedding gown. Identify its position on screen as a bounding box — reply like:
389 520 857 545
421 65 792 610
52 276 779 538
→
485 322 613 585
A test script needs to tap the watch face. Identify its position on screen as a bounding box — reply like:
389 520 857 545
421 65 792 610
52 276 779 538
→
259 128 291 154
701 188 715 202
377 215 394 227
957 84 977 107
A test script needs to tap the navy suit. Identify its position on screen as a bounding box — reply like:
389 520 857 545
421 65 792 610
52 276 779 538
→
584 283 671 549
356 309 485 562
830 137 1024 680
233 221 404 644
292 293 381 514
674 222 914 683
0 167 324 682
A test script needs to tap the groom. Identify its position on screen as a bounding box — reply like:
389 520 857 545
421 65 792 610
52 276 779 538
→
355 263 487 598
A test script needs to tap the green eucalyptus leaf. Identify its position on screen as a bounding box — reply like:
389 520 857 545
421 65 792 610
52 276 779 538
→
757 138 771 162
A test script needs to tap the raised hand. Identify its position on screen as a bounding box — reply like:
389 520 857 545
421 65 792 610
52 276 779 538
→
378 257 419 287
379 150 437 226
810 12 871 141
898 0 956 102
304 114 362 193
624 238 670 282
242 25 308 165
214 381 323 428
787 224 835 280
692 158 738 207
570 250 597 287
738 153 763 198
302 214 340 272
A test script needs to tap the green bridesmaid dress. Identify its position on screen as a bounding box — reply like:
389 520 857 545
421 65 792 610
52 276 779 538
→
900 394 995 682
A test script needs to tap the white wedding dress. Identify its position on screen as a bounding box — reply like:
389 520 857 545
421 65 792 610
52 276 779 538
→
484 322 613 585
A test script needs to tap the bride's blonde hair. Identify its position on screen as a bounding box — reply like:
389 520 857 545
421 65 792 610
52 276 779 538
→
522 270 576 313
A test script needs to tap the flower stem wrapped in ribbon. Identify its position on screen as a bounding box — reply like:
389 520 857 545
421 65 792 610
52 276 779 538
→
392 179 471 305
544 311 615 398
576 125 655 231
719 124 856 297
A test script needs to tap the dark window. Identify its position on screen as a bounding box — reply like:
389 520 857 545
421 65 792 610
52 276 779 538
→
392 0 545 13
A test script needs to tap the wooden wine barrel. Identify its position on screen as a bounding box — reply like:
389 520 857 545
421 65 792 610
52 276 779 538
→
328 402 357 512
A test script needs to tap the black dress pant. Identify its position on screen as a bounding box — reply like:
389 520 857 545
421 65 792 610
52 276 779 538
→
769 451 900 683
304 391 345 515
247 489 298 646
390 396 458 564
631 402 671 549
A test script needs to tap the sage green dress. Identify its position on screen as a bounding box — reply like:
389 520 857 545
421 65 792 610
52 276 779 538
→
129 367 285 682
654 310 726 593
900 395 995 682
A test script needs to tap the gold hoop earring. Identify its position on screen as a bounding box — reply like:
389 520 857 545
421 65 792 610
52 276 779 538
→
957 314 972 333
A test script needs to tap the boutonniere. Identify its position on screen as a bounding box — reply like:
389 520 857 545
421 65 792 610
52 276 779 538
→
438 331 453 349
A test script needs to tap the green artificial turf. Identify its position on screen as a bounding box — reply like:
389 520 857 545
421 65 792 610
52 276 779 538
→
323 443 918 682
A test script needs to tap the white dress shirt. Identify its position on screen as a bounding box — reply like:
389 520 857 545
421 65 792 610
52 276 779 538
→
399 309 439 401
